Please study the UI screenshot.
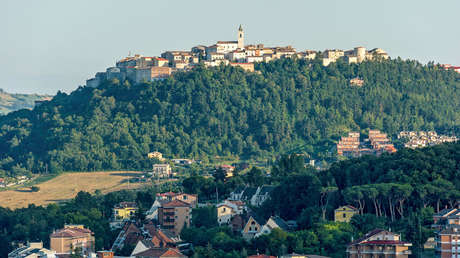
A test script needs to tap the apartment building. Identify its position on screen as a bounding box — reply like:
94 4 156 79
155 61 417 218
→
158 200 191 236
346 229 412 258
50 225 95 255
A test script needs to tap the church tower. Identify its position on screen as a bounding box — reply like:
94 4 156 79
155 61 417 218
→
237 25 244 49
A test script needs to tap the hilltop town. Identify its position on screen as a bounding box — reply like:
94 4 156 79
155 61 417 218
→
86 26 390 87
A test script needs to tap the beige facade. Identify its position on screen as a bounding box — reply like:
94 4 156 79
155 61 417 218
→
158 200 191 236
50 225 95 255
347 229 411 258
152 164 172 178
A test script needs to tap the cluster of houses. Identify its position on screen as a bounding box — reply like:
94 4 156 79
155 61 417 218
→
0 176 30 188
337 130 397 157
398 131 458 149
86 25 389 88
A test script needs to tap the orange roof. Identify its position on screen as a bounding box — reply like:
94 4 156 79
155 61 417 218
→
50 227 93 238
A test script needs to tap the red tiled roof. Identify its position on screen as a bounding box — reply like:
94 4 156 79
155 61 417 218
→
135 247 186 257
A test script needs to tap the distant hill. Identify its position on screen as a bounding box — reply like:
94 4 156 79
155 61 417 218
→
0 58 459 177
0 89 52 115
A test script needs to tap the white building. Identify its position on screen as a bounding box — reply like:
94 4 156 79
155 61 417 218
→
152 164 172 178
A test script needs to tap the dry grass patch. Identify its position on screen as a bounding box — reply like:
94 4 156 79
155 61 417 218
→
0 171 146 209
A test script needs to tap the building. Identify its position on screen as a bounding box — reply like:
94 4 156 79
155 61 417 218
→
146 192 197 220
49 225 95 255
255 216 290 237
113 201 138 220
134 247 187 258
346 229 412 258
242 215 264 240
158 200 191 236
436 227 460 257
148 152 165 161
152 164 172 178
111 221 144 251
96 251 114 258
250 186 276 207
8 242 56 258
238 25 244 49
337 130 396 157
135 67 172 83
217 200 246 225
334 205 359 223
248 255 276 258
230 62 255 72
349 77 364 87
280 255 330 258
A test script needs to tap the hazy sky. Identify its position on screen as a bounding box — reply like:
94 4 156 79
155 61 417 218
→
2 0 460 94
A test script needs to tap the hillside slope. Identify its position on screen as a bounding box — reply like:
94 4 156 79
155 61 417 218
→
0 89 52 115
0 58 459 176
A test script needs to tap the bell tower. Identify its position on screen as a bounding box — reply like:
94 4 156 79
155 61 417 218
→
237 25 244 49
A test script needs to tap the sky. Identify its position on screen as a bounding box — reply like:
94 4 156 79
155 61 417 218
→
2 0 459 94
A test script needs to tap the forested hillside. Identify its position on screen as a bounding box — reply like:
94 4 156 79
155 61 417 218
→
0 58 459 176
0 89 51 115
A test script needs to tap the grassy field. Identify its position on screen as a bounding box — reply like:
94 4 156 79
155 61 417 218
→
0 171 147 209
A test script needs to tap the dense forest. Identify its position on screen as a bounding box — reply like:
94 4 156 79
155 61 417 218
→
1 143 458 257
0 58 459 177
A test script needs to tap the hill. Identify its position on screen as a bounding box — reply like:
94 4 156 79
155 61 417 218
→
0 88 52 115
0 58 459 177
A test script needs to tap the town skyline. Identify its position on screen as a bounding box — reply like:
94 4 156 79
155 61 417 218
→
3 0 460 94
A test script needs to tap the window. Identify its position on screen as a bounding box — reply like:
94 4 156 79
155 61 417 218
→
343 213 346 218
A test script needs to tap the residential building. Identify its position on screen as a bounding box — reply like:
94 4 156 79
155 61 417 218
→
242 215 264 240
346 229 412 258
111 221 144 251
135 67 172 83
152 164 172 178
49 225 95 255
436 227 460 257
250 185 275 206
217 200 246 225
146 192 197 220
334 205 359 223
337 130 396 157
171 159 194 165
256 216 290 237
148 152 165 161
158 200 191 236
133 247 186 258
349 77 364 87
8 242 56 258
96 251 114 258
113 201 138 220
153 57 169 67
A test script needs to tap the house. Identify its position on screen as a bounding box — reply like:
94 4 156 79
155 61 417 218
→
113 201 138 220
171 159 194 165
142 222 181 248
216 164 235 177
256 216 290 237
148 152 165 161
134 247 187 258
50 225 95 255
346 229 412 258
250 186 276 206
146 192 197 220
111 221 144 251
349 77 364 87
435 227 460 257
153 57 169 67
158 200 191 236
96 251 114 258
152 164 172 178
8 242 56 258
242 215 264 240
135 67 172 83
216 200 246 225
334 205 359 223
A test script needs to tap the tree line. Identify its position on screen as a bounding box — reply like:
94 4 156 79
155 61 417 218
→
0 58 459 177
